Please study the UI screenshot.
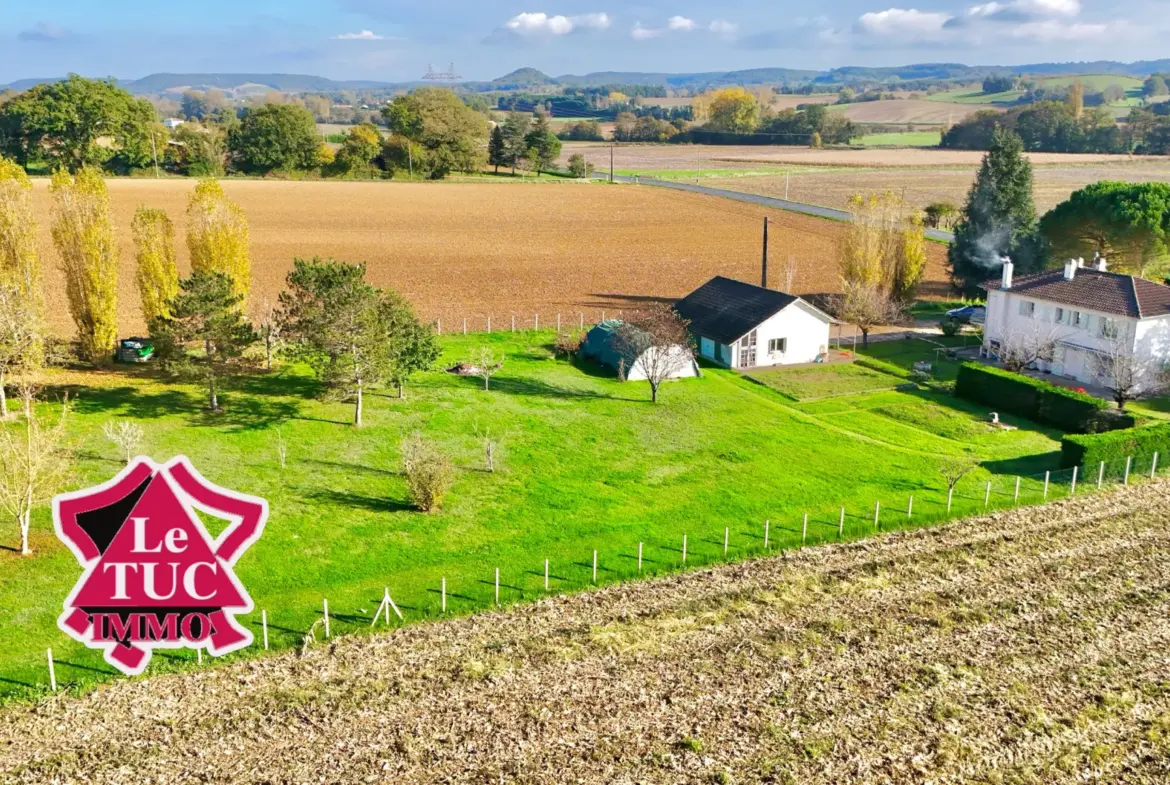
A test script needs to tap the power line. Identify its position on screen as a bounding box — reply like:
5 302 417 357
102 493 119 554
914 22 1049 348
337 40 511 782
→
422 63 461 82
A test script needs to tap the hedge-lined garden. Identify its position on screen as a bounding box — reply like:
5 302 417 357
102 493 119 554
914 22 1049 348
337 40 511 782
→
1061 422 1170 468
955 363 1134 434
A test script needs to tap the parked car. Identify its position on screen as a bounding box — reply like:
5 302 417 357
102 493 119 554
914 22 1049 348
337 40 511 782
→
116 337 155 363
945 305 985 325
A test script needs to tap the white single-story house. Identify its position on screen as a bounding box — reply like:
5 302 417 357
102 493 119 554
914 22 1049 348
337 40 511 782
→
981 257 1170 388
579 320 700 381
674 276 834 369
162 118 185 129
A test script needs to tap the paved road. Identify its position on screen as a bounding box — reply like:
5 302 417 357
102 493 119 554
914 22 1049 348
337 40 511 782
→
603 174 955 244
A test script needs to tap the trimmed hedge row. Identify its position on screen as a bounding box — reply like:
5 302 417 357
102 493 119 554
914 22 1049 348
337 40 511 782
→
1061 422 1170 468
955 362 1134 434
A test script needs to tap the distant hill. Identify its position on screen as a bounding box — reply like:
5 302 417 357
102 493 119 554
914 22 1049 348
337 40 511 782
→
492 68 554 87
0 73 403 95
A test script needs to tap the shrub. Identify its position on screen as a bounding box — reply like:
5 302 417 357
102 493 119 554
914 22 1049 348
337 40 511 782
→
955 363 1133 433
1061 422 1170 468
939 317 961 337
554 329 584 361
401 433 453 512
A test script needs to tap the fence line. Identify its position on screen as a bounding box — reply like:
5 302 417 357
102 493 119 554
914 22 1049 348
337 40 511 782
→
431 310 630 336
30 451 1166 693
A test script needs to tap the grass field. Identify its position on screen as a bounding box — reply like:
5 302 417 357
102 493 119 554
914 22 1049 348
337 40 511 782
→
0 331 1067 698
854 130 942 147
925 88 1024 105
28 178 952 337
7 469 1168 783
747 361 905 400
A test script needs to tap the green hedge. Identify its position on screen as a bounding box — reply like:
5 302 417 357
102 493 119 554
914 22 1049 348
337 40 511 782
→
955 363 1134 433
1061 422 1170 468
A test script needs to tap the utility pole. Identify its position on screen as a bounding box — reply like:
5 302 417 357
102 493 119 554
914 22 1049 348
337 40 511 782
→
761 217 769 288
610 145 614 183
150 129 160 179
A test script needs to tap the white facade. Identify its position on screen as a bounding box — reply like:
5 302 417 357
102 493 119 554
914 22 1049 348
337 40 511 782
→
626 345 700 381
984 262 1170 388
697 300 831 369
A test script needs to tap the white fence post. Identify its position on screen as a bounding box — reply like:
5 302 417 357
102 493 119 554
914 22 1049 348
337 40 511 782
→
534 314 539 331
802 513 808 544
511 315 515 332
947 487 953 513
544 559 549 590
1043 471 1050 499
592 550 598 582
436 317 441 335
385 588 403 621
1014 477 1020 504
262 609 269 650
579 312 584 329
1071 466 1078 496
463 318 467 335
1152 452 1159 478
984 481 991 508
197 648 202 665
1124 456 1132 485
556 313 561 332
723 526 729 555
839 506 845 537
323 599 330 638
764 520 770 550
494 568 500 605
682 534 687 564
1098 461 1105 489
442 578 447 612
487 316 491 332
907 496 913 519
874 501 880 530
637 542 643 572
47 648 56 692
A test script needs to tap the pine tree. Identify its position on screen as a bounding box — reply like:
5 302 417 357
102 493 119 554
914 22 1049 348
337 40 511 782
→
501 112 531 174
187 179 250 303
50 167 119 364
131 207 179 324
947 128 1044 296
488 125 507 174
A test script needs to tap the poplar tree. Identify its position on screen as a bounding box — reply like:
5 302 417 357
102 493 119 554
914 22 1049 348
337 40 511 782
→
50 167 119 364
187 179 250 302
131 207 179 324
0 157 39 298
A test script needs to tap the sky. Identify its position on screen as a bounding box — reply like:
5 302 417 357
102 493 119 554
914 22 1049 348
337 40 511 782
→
0 0 1166 84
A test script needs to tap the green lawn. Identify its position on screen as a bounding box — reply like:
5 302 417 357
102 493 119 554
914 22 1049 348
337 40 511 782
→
1 331 1069 698
853 131 942 148
857 336 981 382
924 88 1025 105
747 362 905 400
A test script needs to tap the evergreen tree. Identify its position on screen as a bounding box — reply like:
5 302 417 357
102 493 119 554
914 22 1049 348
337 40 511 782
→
524 112 562 177
500 112 531 174
947 128 1044 296
488 125 507 173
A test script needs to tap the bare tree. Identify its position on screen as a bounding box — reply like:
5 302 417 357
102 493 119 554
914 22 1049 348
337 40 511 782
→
0 283 41 419
102 420 144 464
829 280 905 348
939 456 978 494
614 304 695 404
474 423 500 472
467 347 504 391
255 295 282 371
1089 335 1170 409
998 325 1058 373
274 424 288 470
0 391 72 555
782 254 799 293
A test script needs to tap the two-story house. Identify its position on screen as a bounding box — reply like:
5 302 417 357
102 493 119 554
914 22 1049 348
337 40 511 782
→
981 257 1170 388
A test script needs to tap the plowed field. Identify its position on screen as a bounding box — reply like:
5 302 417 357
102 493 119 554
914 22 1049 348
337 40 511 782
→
28 179 950 336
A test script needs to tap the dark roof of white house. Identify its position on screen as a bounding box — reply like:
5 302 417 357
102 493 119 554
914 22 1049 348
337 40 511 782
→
981 268 1170 319
675 276 823 345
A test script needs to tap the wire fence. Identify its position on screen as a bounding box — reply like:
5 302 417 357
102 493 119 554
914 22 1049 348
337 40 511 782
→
431 311 635 336
24 448 1165 695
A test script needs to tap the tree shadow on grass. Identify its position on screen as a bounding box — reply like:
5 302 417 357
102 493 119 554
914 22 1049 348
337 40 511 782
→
477 578 524 593
53 384 200 420
302 459 401 478
55 659 117 676
456 373 642 402
428 586 477 602
981 453 1063 477
0 676 34 689
304 488 413 514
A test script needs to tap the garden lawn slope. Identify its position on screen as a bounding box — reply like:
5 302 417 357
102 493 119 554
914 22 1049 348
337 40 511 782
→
0 331 1059 696
3 480 1168 783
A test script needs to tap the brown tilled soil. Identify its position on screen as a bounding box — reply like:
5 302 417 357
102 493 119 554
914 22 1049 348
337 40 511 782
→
27 179 949 337
3 481 1168 784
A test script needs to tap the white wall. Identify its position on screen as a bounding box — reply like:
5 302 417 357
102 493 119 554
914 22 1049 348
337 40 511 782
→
735 302 830 368
628 345 699 381
984 288 1170 386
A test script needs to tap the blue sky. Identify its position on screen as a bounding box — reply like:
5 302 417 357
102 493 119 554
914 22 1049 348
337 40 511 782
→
0 0 1164 83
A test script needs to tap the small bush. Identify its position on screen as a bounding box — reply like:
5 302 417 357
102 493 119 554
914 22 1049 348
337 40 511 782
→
1061 422 1170 468
554 330 584 361
939 317 961 337
401 433 453 512
955 363 1132 433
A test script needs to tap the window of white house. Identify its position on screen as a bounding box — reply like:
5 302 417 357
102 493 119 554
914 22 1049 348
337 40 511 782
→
1100 317 1118 339
768 338 787 353
1072 311 1084 328
1054 307 1065 324
1018 300 1035 318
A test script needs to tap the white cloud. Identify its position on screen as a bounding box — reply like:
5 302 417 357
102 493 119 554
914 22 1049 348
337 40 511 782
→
505 11 611 36
1010 19 1108 39
332 30 386 40
631 22 663 40
856 8 951 38
709 19 738 36
668 15 697 31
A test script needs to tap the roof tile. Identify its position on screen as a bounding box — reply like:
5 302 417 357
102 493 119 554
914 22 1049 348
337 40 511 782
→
981 268 1170 319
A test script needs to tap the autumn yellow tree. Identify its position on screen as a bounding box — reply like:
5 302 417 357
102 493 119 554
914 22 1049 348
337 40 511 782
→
187 179 250 302
50 167 119 364
0 157 39 298
131 207 179 324
703 87 760 133
840 191 927 302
